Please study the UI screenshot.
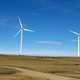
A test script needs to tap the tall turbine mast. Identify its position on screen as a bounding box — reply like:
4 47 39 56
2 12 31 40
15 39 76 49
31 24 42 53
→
70 30 80 56
14 16 34 55
78 36 80 56
20 27 23 54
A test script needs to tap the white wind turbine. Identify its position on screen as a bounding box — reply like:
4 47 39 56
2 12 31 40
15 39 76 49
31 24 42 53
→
70 30 80 56
15 16 34 54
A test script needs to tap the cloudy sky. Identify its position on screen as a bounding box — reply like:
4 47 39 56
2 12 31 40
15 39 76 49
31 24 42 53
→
0 0 80 56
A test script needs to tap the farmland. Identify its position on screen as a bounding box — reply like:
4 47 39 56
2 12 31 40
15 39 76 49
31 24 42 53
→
0 55 80 80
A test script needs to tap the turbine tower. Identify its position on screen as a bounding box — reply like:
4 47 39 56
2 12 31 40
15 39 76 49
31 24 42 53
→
15 16 34 55
70 30 80 56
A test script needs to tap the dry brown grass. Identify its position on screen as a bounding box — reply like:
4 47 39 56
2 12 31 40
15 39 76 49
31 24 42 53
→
0 55 79 79
0 75 48 80
14 75 48 80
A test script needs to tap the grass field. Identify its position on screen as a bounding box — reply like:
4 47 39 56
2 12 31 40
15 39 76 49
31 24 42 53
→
0 67 18 74
0 55 80 79
0 75 47 80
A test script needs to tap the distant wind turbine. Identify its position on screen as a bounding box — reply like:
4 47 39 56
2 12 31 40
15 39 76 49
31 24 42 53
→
70 30 80 56
15 16 34 54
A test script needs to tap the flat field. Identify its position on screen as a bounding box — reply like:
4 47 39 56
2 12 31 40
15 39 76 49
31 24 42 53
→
0 55 80 80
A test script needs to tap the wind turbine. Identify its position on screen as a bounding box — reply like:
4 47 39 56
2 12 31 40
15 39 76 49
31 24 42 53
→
70 30 80 56
15 16 34 55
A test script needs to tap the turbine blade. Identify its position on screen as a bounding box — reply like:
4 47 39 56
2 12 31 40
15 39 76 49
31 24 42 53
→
18 16 23 28
70 30 79 35
23 28 34 32
14 30 21 37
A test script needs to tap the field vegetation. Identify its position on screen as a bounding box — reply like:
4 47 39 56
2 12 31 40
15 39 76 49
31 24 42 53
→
0 55 80 79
